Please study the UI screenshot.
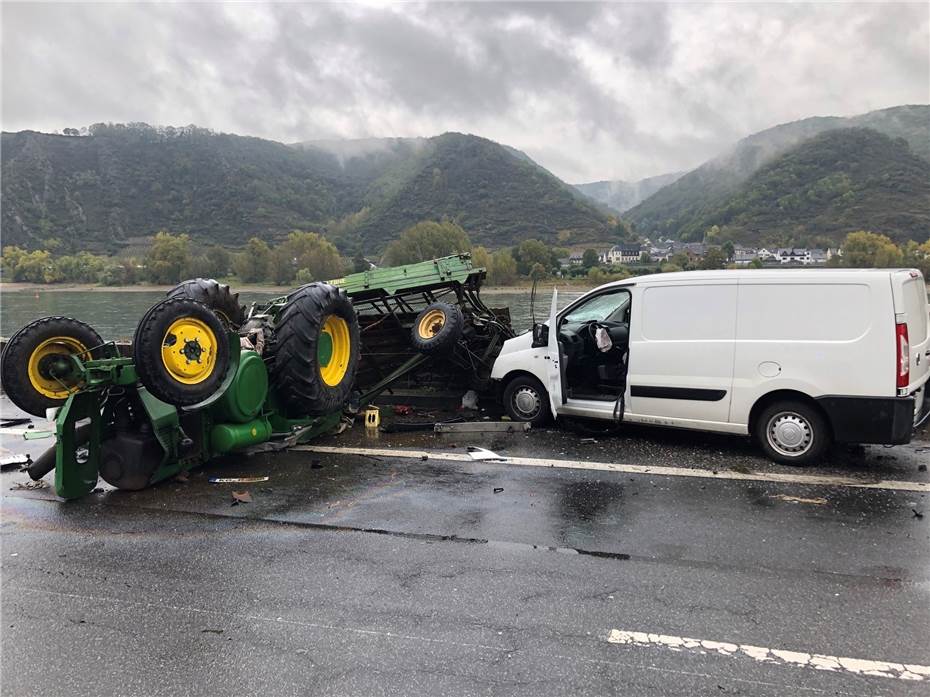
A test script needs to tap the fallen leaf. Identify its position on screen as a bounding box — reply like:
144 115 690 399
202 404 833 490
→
231 490 252 505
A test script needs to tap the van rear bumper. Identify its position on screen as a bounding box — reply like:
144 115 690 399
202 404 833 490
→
816 395 915 445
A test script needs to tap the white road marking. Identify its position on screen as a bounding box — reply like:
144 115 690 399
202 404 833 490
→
296 445 930 493
607 629 930 682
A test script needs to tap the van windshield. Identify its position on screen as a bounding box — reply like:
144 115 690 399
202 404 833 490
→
562 291 630 324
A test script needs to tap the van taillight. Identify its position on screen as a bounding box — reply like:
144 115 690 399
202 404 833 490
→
896 322 909 389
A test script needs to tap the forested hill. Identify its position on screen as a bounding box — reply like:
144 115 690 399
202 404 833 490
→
646 128 930 245
1 125 613 254
625 104 930 244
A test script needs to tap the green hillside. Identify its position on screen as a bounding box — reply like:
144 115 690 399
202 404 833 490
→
1 125 613 254
348 133 612 250
625 104 930 243
655 128 930 245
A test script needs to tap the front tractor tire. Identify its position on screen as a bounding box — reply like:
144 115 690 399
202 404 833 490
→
267 283 360 417
502 374 550 426
133 298 230 406
1 316 104 417
167 278 245 328
754 399 831 466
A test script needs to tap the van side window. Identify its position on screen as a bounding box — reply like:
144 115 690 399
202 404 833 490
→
562 290 630 324
642 285 737 340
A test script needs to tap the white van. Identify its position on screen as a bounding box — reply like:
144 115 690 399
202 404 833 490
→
490 269 930 464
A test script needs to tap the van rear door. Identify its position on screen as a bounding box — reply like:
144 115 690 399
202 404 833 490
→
893 270 930 394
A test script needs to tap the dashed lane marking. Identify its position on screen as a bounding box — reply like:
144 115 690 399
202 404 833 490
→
296 445 930 493
607 629 930 682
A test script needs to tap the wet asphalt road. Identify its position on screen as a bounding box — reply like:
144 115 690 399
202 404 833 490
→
1 401 929 696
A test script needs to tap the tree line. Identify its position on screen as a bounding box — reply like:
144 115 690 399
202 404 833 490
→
1 223 928 288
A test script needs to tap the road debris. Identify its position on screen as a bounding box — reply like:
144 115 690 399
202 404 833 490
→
209 477 270 484
461 390 479 410
493 487 504 494
467 446 506 461
231 491 252 505
1 454 30 470
913 509 924 520
435 421 529 433
770 494 828 505
10 479 49 490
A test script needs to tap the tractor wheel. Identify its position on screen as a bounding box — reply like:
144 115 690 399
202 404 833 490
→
267 283 359 416
133 298 229 406
1 317 104 417
410 302 464 354
167 278 245 328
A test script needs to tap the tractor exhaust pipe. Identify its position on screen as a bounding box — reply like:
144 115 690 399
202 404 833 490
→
26 423 92 481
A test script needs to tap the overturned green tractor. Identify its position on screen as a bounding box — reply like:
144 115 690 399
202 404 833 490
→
1 281 359 500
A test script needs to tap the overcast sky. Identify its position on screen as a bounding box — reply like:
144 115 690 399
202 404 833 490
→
2 2 928 183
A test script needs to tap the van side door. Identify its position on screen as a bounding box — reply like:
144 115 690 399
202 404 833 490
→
626 281 737 426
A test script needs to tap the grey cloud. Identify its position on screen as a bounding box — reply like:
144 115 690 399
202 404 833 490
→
2 2 927 183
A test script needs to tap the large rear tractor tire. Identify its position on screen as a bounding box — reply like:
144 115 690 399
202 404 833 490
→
167 278 245 328
267 283 360 417
1 317 104 417
133 298 230 406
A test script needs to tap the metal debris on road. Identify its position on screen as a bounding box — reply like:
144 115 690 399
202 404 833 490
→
467 446 507 461
1 454 30 469
209 476 270 484
434 421 530 433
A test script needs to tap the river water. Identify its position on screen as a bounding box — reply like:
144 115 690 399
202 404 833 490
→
0 287 590 339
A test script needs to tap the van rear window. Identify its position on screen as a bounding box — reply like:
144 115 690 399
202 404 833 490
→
903 277 929 343
737 284 870 341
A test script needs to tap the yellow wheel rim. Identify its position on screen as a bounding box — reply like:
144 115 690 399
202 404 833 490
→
27 336 89 399
417 309 447 340
318 315 351 387
160 317 218 385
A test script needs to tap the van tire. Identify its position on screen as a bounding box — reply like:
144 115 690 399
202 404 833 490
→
755 400 831 466
503 375 550 426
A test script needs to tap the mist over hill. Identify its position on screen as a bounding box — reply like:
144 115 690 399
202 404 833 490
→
624 104 930 244
575 172 684 213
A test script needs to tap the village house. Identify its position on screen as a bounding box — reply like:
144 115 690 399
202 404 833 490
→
600 244 642 265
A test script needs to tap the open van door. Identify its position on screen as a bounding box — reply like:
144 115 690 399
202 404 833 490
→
545 289 563 417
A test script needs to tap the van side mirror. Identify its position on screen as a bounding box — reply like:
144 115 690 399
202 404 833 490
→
532 323 549 347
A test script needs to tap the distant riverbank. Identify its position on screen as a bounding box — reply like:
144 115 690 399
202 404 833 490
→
0 281 595 295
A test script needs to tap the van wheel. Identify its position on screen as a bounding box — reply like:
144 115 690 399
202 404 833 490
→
503 375 549 426
755 400 831 466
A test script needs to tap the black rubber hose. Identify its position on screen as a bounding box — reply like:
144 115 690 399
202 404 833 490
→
26 423 92 481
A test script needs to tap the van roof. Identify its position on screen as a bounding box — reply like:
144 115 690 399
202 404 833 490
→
600 268 922 288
